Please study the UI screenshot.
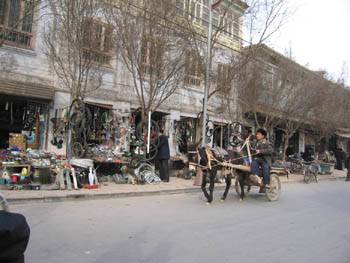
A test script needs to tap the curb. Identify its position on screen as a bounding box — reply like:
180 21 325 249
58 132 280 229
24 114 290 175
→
5 176 348 204
5 187 204 204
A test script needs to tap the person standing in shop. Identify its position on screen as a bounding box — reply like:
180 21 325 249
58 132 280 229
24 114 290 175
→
157 129 170 182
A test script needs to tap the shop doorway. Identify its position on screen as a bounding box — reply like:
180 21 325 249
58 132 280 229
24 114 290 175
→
0 95 49 149
174 117 197 154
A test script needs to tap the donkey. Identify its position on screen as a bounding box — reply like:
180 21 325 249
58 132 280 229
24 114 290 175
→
188 145 246 204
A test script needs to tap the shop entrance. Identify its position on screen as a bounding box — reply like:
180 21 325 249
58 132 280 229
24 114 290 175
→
174 117 197 154
0 95 49 150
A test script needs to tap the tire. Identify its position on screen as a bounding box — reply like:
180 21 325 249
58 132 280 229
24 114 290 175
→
266 174 281 201
0 169 10 178
72 142 85 158
235 178 251 198
135 120 160 146
76 170 88 188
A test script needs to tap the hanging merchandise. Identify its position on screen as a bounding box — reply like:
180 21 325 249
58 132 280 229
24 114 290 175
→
50 108 68 149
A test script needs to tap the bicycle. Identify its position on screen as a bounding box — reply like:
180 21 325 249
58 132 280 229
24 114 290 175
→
303 161 319 184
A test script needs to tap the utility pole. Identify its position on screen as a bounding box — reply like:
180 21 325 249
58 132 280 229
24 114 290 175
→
201 0 213 147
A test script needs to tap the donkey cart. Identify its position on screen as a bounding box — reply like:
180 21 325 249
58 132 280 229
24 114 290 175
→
232 164 284 201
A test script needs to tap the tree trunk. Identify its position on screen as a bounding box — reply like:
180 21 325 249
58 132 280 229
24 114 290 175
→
282 136 290 162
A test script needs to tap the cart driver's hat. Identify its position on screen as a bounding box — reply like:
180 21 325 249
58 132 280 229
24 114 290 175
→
256 128 267 137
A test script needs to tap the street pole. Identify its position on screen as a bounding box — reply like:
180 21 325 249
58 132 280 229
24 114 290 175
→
201 0 213 147
147 111 151 154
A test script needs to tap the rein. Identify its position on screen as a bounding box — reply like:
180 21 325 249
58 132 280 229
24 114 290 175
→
188 148 258 171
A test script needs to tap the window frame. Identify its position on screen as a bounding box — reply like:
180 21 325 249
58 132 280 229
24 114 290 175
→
175 0 241 44
82 18 113 66
185 52 203 89
0 0 37 49
217 63 232 96
139 37 165 77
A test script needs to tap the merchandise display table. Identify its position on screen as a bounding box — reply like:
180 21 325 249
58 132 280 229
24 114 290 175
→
1 164 31 176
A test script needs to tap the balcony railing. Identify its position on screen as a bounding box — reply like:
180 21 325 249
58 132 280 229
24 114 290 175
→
0 26 32 47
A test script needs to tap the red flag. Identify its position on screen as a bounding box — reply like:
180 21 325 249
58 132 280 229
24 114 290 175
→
211 0 222 11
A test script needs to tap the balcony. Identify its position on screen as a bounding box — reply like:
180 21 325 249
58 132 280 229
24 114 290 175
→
0 26 32 47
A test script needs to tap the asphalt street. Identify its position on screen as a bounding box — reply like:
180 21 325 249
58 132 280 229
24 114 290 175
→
9 180 350 263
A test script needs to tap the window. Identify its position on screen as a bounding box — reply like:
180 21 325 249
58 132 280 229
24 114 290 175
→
176 0 241 44
0 0 35 47
202 6 209 27
176 0 184 16
217 64 232 95
185 53 202 88
83 19 112 65
233 16 240 41
140 37 164 77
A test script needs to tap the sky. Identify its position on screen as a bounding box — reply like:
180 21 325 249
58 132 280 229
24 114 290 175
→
267 0 350 86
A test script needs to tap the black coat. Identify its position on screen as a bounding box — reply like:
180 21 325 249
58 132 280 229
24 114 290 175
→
158 135 170 160
254 138 274 167
0 211 30 263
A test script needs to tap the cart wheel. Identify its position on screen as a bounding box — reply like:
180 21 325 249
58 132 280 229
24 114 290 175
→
266 174 281 201
72 142 85 158
235 179 251 198
76 171 88 188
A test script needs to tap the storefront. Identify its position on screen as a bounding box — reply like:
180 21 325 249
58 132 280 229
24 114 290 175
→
173 117 198 154
0 79 54 150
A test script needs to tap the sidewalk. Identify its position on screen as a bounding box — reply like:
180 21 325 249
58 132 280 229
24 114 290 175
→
1 169 347 204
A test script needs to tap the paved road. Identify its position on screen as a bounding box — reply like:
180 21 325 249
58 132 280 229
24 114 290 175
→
9 180 350 263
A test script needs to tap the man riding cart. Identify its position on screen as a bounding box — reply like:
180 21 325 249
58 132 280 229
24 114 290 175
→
250 128 274 191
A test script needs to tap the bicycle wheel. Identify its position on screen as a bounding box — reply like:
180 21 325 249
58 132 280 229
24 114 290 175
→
72 142 86 158
136 120 160 147
291 160 303 174
304 170 311 184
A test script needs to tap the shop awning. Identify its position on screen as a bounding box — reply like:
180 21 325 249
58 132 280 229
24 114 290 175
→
0 78 54 100
336 128 350 138
85 101 114 110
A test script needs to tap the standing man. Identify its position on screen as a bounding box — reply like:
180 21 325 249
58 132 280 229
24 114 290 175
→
250 128 273 187
345 152 350 181
157 129 170 182
335 148 345 170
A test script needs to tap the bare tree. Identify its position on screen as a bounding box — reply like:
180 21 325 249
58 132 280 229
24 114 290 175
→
43 0 107 99
236 45 328 161
183 0 291 119
276 68 323 160
0 0 43 48
236 47 284 134
103 0 191 120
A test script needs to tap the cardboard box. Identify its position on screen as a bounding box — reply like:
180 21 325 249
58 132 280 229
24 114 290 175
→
9 133 26 149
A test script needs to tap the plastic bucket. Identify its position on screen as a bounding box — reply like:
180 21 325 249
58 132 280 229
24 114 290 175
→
11 176 18 183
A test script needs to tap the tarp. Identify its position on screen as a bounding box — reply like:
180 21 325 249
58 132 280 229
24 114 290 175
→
336 128 350 138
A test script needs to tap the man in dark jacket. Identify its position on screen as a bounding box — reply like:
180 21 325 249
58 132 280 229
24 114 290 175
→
0 210 30 263
157 129 170 182
335 148 346 170
251 128 273 186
